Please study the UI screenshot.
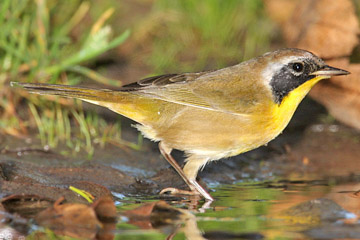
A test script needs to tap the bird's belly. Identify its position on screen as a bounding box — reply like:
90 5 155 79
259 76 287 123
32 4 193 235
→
146 105 291 160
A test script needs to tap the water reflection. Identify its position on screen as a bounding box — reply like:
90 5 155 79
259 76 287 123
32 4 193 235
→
117 180 360 239
120 201 204 240
6 179 359 239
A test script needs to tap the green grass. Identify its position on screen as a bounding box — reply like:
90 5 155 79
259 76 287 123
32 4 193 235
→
0 0 131 155
0 0 129 83
28 100 143 157
143 0 274 73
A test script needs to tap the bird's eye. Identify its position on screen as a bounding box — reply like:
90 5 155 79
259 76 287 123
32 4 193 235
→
292 62 304 73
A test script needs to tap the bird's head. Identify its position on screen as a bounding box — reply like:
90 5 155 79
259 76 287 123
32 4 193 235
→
259 48 349 104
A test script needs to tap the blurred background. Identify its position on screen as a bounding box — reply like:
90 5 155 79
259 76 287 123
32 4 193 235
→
1 0 359 155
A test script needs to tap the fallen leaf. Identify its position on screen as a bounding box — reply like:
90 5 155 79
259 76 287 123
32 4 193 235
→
264 0 300 27
281 0 359 58
122 202 157 229
0 194 53 219
92 197 117 240
92 196 117 222
35 197 101 239
310 80 360 130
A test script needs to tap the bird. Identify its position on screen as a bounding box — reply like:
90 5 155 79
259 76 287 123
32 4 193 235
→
11 48 349 201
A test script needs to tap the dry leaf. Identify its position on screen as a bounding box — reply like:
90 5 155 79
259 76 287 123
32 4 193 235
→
264 0 300 27
35 197 101 239
0 194 53 219
92 196 117 222
310 80 360 130
282 0 359 58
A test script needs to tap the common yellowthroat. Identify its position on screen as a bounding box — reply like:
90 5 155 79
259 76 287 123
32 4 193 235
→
11 48 349 201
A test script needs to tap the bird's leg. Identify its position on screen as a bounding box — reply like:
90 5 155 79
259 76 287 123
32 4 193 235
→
159 142 197 194
182 155 213 201
159 142 213 201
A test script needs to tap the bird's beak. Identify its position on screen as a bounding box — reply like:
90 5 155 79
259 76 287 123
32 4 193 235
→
310 65 350 77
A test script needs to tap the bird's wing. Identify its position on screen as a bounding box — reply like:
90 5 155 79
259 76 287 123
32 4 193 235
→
120 72 207 90
121 68 264 115
121 72 214 109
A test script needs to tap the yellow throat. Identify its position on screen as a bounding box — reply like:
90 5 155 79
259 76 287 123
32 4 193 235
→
273 75 327 133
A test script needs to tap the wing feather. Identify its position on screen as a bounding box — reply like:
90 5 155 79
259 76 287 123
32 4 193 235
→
121 65 265 115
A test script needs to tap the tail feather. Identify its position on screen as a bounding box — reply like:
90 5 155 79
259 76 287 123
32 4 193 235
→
11 82 155 123
11 82 120 102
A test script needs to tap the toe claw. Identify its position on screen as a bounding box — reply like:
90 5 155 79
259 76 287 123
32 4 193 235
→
159 187 179 195
159 187 201 196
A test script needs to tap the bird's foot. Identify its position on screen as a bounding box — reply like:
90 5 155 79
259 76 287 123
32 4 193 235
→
159 187 201 196
160 187 213 211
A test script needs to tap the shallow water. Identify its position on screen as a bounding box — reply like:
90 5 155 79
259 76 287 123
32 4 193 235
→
114 179 360 239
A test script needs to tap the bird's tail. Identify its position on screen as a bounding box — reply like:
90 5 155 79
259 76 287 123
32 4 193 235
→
11 82 155 123
10 82 122 103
